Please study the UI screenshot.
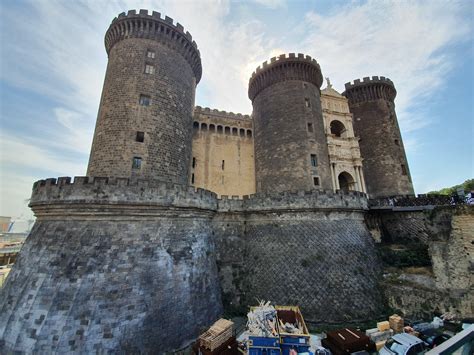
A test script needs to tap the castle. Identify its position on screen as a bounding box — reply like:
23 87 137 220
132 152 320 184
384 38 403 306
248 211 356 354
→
1 10 471 354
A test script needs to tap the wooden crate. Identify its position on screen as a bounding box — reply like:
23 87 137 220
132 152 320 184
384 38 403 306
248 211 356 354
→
199 319 234 351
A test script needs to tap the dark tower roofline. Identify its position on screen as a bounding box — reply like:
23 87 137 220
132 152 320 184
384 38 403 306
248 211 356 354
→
343 76 397 104
248 53 323 101
105 9 202 83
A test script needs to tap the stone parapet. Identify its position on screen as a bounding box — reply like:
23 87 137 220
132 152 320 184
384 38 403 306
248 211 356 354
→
343 76 396 104
248 53 323 101
218 189 368 212
194 106 251 121
105 9 202 83
30 177 218 218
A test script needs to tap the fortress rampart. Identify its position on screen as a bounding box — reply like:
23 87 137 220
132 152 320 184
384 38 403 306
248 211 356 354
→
1 8 457 354
30 177 218 216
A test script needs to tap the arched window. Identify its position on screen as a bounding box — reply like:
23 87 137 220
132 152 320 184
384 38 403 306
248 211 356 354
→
225 126 230 135
209 124 216 132
330 120 346 137
201 123 207 131
217 125 223 134
232 127 238 135
247 130 252 138
193 121 199 130
239 128 245 137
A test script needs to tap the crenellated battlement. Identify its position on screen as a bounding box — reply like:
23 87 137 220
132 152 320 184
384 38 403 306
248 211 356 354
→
248 53 323 101
105 9 202 82
194 106 251 120
217 189 368 212
343 76 397 104
30 176 218 217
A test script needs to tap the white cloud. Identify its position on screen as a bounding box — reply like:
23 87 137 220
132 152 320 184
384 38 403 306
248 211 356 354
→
300 1 470 133
253 0 285 9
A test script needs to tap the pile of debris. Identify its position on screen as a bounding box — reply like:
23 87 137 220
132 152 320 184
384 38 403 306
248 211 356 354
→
247 300 278 337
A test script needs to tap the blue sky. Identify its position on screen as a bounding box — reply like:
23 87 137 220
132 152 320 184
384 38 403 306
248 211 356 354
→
0 0 473 229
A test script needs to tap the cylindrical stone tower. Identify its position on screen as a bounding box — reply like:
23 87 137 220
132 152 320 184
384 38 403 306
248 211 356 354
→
87 9 202 184
248 53 332 193
343 77 414 198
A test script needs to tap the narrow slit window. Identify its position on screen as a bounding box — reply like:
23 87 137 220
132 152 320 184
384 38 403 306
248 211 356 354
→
191 173 195 184
144 64 155 74
139 95 151 106
394 139 400 146
136 131 144 143
313 177 320 186
305 98 310 108
132 157 142 169
307 123 313 133
401 164 407 175
221 160 225 170
310 154 318 167
192 157 196 168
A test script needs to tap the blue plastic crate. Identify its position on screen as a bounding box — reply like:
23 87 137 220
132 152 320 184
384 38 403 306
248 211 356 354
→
249 335 280 348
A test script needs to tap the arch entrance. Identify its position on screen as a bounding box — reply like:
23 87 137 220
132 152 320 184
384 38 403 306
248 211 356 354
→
338 171 355 192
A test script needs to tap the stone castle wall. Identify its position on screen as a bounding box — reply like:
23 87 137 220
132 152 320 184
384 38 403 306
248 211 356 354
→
0 177 222 353
214 191 385 324
191 107 255 198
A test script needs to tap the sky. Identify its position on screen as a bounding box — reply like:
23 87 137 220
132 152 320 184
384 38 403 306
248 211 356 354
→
0 0 473 230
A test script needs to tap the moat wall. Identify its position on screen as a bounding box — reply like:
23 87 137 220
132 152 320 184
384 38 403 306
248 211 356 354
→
369 206 473 319
214 191 386 324
0 178 222 353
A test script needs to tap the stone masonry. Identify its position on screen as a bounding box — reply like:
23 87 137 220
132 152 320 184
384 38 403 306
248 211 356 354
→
343 77 414 198
1 8 466 354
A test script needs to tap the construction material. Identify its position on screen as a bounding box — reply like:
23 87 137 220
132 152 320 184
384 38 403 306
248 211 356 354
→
247 301 278 337
377 321 390 332
199 318 234 351
367 329 393 343
276 306 311 355
247 301 280 355
389 314 404 333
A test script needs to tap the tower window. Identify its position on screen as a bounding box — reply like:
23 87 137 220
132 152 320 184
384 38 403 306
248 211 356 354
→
401 164 407 175
132 157 142 169
144 64 155 74
313 177 320 186
310 154 318 167
146 50 155 59
136 131 144 142
191 173 195 184
394 139 400 146
221 160 225 170
305 98 311 108
192 157 196 168
307 123 313 132
139 95 151 106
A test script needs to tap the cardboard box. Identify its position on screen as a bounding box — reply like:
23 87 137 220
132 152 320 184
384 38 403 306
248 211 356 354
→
377 321 390 332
